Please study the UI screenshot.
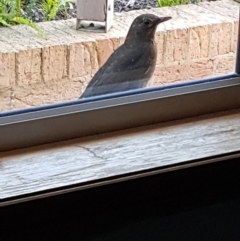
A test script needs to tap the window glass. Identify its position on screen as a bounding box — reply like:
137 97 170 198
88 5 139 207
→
0 0 238 112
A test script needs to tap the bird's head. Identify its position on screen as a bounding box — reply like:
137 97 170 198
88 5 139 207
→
125 14 172 43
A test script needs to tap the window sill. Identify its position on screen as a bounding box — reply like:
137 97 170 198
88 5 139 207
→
1 108 240 205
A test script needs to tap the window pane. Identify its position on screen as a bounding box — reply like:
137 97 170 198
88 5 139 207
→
0 0 239 112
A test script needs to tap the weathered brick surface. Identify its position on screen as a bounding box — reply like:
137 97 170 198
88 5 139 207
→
12 79 85 109
189 26 210 59
210 22 232 57
153 5 230 62
32 22 69 82
153 56 230 85
50 20 99 78
0 1 238 111
0 42 16 89
154 63 189 85
233 21 239 53
178 4 234 57
64 18 128 69
189 59 214 80
214 54 236 75
68 42 95 78
155 32 165 65
164 28 189 63
42 45 67 82
0 88 11 111
16 48 42 85
199 1 239 53
151 6 206 63
0 26 42 86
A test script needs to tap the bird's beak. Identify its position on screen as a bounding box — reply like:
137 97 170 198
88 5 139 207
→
156 16 172 24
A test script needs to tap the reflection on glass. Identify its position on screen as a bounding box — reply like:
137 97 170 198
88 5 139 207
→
0 0 238 112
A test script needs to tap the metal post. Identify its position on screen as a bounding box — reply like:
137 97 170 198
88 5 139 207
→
76 0 114 33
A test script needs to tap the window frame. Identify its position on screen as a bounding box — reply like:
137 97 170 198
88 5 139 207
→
1 13 240 152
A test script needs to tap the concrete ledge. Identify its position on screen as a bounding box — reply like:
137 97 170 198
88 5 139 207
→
0 1 239 111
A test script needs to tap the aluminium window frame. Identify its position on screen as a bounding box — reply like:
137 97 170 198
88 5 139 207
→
1 14 240 152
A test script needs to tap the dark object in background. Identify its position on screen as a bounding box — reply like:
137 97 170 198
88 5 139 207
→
80 14 171 98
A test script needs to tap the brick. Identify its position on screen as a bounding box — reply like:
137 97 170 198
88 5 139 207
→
189 25 210 59
15 49 42 85
13 22 81 83
153 6 224 62
0 42 16 89
0 88 11 112
155 31 165 65
153 63 189 85
152 6 213 62
64 18 126 68
81 32 120 69
214 54 236 75
41 45 67 82
233 21 239 53
62 20 109 72
67 42 95 78
0 26 42 86
95 39 116 67
209 22 232 57
12 79 85 109
163 28 188 63
35 22 71 82
177 4 233 57
151 8 191 63
50 20 99 78
189 59 214 80
199 1 239 53
97 36 123 67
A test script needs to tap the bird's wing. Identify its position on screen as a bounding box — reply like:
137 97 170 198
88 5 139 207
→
86 44 150 89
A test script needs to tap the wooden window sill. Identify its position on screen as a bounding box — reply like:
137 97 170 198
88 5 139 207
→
1 108 240 204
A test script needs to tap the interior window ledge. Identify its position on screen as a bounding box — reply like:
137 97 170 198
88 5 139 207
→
1 108 240 203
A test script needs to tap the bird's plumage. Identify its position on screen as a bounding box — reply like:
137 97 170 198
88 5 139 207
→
80 14 171 98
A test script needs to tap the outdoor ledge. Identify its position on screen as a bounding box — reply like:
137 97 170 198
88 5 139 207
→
0 1 239 111
1 108 240 203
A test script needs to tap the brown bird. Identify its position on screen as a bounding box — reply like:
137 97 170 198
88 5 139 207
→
80 13 172 98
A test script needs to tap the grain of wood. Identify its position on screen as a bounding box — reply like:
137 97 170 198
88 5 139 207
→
1 109 240 199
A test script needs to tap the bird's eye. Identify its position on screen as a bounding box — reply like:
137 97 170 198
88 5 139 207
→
144 20 150 25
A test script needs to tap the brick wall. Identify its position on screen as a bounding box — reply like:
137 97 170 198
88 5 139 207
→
0 1 238 111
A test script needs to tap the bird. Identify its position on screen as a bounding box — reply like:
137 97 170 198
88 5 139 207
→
80 13 172 99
